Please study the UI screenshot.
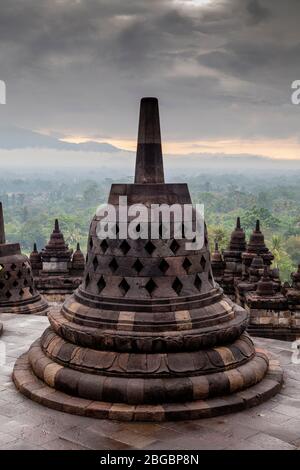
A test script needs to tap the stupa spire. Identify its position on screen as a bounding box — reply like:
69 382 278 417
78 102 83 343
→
0 202 5 244
134 97 165 184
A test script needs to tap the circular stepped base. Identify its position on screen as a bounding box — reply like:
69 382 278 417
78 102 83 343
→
0 297 49 315
248 326 300 342
13 350 283 422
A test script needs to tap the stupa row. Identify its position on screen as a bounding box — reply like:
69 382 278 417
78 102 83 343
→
211 218 300 340
1 199 299 344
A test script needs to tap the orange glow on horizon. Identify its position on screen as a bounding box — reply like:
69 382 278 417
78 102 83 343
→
60 136 300 160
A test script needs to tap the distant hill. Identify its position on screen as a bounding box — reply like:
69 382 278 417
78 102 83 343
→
0 126 299 175
0 126 121 152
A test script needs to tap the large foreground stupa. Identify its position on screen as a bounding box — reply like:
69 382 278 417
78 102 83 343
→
13 98 283 421
0 203 48 316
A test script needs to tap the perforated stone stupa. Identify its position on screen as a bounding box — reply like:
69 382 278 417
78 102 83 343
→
13 98 283 421
0 202 48 316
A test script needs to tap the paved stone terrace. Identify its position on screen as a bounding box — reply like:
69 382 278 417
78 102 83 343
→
0 313 300 450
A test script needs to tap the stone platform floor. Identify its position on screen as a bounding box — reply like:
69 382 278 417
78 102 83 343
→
0 313 300 450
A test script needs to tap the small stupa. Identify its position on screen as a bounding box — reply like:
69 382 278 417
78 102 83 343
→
242 220 274 269
245 267 296 340
31 220 85 301
211 241 225 284
0 202 48 315
221 217 246 298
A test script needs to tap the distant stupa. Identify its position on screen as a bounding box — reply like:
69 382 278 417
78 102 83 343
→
0 202 48 316
30 219 85 302
14 98 283 421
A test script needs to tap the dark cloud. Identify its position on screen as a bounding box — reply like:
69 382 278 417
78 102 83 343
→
246 0 271 25
0 0 299 145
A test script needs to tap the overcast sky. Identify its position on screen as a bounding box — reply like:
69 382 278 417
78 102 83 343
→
0 0 300 159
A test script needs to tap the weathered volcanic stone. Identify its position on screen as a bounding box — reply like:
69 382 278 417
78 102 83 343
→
13 98 283 421
0 202 48 315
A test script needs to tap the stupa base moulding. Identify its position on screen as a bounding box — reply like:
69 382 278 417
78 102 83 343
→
248 325 300 341
13 349 283 422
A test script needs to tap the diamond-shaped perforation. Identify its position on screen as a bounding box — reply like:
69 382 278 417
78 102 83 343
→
0 264 4 271
170 239 180 254
85 273 90 288
172 277 183 295
145 240 156 255
4 272 11 280
0 281 4 289
29 286 34 295
194 274 202 291
208 269 214 286
109 258 119 273
200 255 206 271
92 256 99 271
24 279 28 287
119 278 130 295
182 257 192 273
97 275 106 293
12 280 18 287
19 288 24 296
159 259 169 274
145 278 157 295
5 290 11 299
11 263 17 270
100 239 109 254
132 259 143 273
120 240 131 255
17 270 22 279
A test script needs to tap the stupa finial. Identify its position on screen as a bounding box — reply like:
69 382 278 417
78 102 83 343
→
134 97 165 184
0 202 5 244
236 217 241 229
255 219 260 232
54 219 59 232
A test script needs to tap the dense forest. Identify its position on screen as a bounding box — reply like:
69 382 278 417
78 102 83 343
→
1 169 300 281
